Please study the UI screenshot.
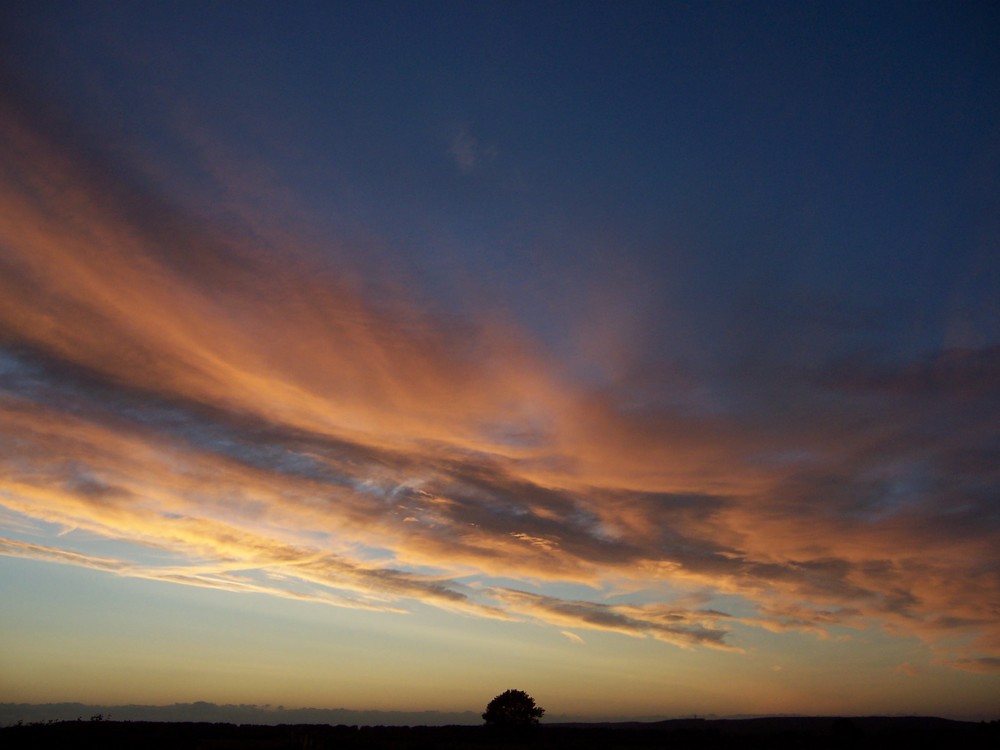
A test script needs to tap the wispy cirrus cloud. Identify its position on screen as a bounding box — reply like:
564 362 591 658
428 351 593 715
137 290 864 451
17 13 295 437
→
946 657 1000 675
1 86 999 673
448 125 496 174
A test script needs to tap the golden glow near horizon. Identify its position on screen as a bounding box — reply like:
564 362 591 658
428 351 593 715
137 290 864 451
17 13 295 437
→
1 3 999 721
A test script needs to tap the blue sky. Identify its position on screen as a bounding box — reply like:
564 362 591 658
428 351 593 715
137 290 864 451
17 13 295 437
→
1 0 999 719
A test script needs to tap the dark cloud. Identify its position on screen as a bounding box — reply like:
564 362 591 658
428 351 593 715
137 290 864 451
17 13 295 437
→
492 589 735 650
823 345 1000 402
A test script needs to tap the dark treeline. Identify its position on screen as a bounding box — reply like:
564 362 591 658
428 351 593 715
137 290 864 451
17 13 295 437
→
0 702 480 726
2 717 999 750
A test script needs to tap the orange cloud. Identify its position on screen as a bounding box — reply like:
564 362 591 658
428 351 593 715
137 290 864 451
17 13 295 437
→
2 90 999 672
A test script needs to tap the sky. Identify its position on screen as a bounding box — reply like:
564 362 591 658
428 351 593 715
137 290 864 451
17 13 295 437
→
1 0 999 722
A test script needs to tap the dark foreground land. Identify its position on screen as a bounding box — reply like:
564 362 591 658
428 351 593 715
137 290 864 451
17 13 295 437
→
3 716 998 750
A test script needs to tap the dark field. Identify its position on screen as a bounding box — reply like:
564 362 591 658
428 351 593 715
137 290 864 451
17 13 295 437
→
3 717 998 750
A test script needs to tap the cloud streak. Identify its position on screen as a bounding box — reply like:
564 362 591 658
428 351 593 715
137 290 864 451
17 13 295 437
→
492 589 738 651
1 86 999 673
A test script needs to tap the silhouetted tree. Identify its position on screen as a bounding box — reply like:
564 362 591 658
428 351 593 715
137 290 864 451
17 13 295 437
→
482 689 544 728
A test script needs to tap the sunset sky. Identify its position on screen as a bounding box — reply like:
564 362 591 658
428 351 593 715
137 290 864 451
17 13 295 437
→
1 1 999 721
